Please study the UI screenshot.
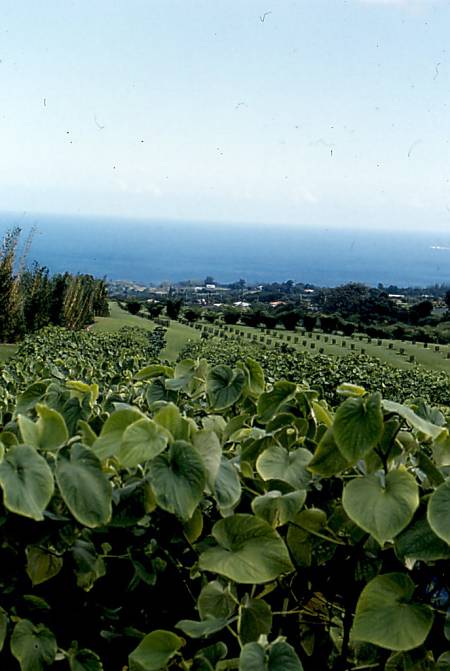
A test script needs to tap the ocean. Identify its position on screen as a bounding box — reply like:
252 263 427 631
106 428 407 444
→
1 211 450 288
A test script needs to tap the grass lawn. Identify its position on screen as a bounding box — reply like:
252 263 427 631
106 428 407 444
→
92 302 200 362
0 344 17 362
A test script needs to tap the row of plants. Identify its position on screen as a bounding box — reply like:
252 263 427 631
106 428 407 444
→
179 337 450 407
1 340 450 669
0 326 166 426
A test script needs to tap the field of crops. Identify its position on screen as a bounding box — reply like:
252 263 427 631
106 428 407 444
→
0 323 450 669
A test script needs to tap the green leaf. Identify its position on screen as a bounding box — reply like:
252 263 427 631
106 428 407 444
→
17 415 39 448
197 581 237 620
238 358 265 397
213 458 242 515
26 546 63 586
352 573 434 651
256 446 311 489
165 359 197 391
0 445 54 521
72 539 106 591
129 630 183 671
199 514 294 584
257 381 297 424
267 642 304 670
135 364 174 380
238 597 272 645
183 506 203 543
93 407 144 460
336 383 366 397
148 440 206 520
68 648 104 671
77 420 97 447
251 490 306 527
10 619 57 671
116 418 169 468
383 399 447 441
18 405 69 452
0 431 17 448
342 469 419 545
239 641 303 670
207 365 246 410
0 607 7 652
193 430 222 491
427 478 450 544
311 401 333 428
35 404 69 450
308 429 350 477
176 616 231 638
395 516 450 562
333 392 383 462
154 403 191 441
14 381 48 416
56 444 112 528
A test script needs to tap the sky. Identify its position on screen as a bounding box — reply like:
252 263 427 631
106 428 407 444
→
1 0 450 230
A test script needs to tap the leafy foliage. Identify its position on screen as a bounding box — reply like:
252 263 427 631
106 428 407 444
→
0 325 449 670
179 336 450 406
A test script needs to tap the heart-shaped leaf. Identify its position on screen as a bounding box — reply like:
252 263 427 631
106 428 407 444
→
199 514 293 584
256 446 311 489
56 444 112 528
428 478 450 544
116 418 168 468
333 392 383 462
251 490 306 527
0 445 54 521
128 630 182 671
10 619 57 671
176 616 231 639
342 469 419 545
148 440 205 520
257 381 297 424
352 573 434 651
238 597 272 644
197 580 237 620
207 365 246 410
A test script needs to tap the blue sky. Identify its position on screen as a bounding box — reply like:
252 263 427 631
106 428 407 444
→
1 0 450 229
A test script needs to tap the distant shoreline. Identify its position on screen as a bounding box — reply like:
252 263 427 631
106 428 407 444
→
1 212 450 288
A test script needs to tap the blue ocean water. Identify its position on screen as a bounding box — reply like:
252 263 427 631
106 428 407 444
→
1 211 450 287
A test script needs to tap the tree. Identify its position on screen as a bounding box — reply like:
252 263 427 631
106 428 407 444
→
445 290 450 311
241 308 263 328
166 298 183 320
125 301 142 316
261 312 278 329
223 307 240 325
204 311 218 323
409 300 433 324
0 227 21 341
320 314 339 333
146 302 164 319
278 310 300 331
303 314 317 332
184 307 202 323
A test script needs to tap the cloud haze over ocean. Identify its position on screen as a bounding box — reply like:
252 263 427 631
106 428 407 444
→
0 0 449 230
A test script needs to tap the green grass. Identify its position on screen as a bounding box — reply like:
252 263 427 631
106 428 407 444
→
0 344 17 362
92 302 200 362
161 320 201 362
90 301 156 333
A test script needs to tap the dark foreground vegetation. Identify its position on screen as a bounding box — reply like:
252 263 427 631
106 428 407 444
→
0 323 450 669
